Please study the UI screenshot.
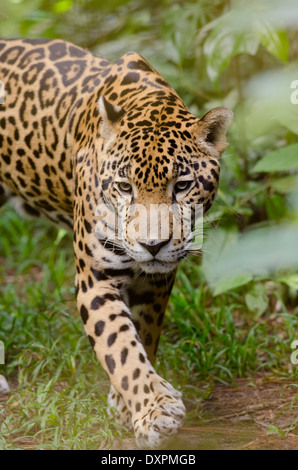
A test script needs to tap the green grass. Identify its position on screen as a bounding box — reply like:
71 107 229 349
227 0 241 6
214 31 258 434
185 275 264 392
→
158 262 298 388
0 204 297 449
0 205 128 449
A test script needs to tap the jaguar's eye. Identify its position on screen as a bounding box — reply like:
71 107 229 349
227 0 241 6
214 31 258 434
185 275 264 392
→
174 180 192 193
118 182 133 194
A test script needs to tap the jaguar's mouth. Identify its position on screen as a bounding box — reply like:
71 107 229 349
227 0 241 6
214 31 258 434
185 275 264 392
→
138 259 177 274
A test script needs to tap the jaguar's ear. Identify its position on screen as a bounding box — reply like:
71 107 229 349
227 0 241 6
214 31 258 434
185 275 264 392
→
196 107 233 157
98 95 125 141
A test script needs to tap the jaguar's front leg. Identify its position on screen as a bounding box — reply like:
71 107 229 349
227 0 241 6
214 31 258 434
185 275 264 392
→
108 270 182 435
76 265 184 449
128 271 177 365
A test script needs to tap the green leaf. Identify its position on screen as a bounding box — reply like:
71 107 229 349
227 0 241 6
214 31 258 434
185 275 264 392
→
213 272 253 296
204 225 298 285
242 65 298 137
265 194 287 220
245 284 269 315
54 228 68 246
203 10 259 83
256 21 289 63
162 4 202 65
251 144 298 173
267 425 285 437
53 0 73 13
270 175 298 193
202 2 290 83
278 274 298 290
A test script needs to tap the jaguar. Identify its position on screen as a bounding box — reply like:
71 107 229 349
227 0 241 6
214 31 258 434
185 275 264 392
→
0 38 233 449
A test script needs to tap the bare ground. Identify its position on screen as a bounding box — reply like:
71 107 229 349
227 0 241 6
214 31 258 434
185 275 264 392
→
102 377 298 450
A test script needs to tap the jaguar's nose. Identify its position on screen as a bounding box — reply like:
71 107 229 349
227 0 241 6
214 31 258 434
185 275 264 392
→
139 239 170 257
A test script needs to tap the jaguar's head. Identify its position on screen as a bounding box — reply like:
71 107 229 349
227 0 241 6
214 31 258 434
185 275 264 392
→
96 96 233 274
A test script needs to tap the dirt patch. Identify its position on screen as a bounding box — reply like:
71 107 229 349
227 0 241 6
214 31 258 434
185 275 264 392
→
175 377 298 450
102 377 298 450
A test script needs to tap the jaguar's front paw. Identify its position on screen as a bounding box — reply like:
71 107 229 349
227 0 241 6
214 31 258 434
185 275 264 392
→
133 379 185 449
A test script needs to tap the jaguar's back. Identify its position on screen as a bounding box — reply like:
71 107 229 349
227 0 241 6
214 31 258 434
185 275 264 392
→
0 38 109 226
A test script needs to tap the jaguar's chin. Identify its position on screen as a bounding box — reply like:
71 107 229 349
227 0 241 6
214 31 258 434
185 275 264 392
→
138 259 178 274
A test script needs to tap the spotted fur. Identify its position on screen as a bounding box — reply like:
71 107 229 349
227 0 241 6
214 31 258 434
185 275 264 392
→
0 38 233 449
